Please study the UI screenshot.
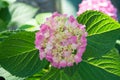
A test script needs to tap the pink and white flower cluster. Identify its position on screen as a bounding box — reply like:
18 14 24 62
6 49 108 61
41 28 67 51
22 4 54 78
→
35 12 87 68
77 0 117 19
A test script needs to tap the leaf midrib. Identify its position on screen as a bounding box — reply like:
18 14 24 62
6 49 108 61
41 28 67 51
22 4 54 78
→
0 48 37 59
83 60 120 77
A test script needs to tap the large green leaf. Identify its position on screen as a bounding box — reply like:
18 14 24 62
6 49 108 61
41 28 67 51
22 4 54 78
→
77 10 120 36
9 2 38 27
0 31 48 77
77 49 120 80
77 10 120 58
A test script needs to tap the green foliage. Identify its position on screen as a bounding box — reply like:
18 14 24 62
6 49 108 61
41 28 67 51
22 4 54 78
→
0 7 11 31
41 68 70 80
0 1 38 31
115 36 120 53
0 31 48 77
0 31 35 58
18 25 35 31
0 30 17 43
0 0 9 8
3 0 16 4
77 61 120 80
26 69 48 80
9 2 38 27
0 10 120 80
77 10 120 36
0 0 11 32
0 66 24 80
86 48 120 76
77 10 120 58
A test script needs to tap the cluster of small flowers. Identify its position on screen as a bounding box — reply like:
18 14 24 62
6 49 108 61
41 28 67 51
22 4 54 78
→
35 12 87 68
77 0 117 19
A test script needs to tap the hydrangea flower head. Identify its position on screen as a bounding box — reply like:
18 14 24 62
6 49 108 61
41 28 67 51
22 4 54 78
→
77 0 117 19
35 12 87 68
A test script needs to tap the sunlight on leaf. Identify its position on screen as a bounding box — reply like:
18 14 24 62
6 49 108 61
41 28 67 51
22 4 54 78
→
0 66 24 80
9 2 38 27
35 13 52 25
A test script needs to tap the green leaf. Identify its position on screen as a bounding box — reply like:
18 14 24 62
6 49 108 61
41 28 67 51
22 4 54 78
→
0 31 48 77
77 61 120 80
0 66 24 80
76 49 120 80
0 30 17 43
9 2 38 27
0 8 11 24
0 31 35 58
18 25 35 31
86 49 120 77
0 7 11 31
77 10 120 36
26 69 48 80
0 19 6 31
3 0 16 4
41 68 70 80
35 13 52 25
77 10 120 58
0 0 9 8
63 64 78 76
84 30 120 58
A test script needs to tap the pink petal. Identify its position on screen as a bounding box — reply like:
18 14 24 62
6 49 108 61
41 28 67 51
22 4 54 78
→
68 36 77 44
67 62 73 67
46 53 53 62
74 55 82 64
35 34 44 49
39 52 45 60
69 15 76 23
63 51 71 57
59 60 67 68
77 47 86 57
51 62 59 68
40 24 49 34
52 12 61 18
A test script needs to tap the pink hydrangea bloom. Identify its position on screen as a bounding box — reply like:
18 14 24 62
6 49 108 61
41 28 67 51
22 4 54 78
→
77 0 117 19
35 12 87 68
